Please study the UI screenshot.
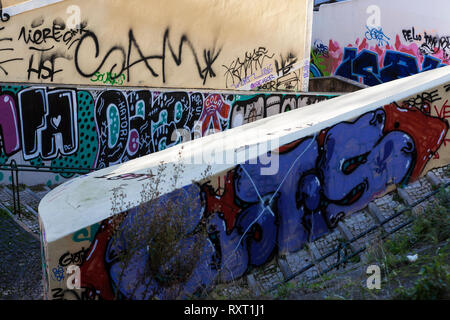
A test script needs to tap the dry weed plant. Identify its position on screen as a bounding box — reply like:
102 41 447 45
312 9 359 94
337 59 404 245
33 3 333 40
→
107 147 213 299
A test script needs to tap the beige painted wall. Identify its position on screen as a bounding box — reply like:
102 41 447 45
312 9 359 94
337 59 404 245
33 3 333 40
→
0 0 313 91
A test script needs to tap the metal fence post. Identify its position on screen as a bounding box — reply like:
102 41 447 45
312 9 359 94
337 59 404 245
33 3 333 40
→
10 160 20 216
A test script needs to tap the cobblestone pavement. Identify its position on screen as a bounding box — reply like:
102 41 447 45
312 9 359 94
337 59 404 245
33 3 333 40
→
0 209 43 300
0 165 449 300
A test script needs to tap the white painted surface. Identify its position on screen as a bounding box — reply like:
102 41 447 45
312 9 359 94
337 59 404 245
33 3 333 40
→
38 65 450 243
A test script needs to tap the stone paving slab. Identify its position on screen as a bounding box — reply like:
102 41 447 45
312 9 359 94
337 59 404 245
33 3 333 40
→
284 248 320 283
212 283 250 299
0 164 449 300
402 177 434 203
0 187 40 235
251 261 285 293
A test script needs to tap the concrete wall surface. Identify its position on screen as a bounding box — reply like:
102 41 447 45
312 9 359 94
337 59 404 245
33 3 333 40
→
38 66 450 300
0 0 317 185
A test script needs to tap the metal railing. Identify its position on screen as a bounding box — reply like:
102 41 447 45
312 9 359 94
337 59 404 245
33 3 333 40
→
0 161 100 216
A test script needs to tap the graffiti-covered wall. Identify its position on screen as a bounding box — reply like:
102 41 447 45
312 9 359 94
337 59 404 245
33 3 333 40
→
310 0 450 84
0 0 313 91
38 67 450 299
0 84 334 185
